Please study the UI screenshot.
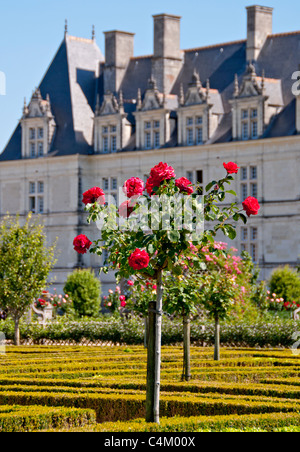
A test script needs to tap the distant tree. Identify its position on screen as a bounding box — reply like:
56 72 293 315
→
64 269 101 318
0 214 57 345
269 266 300 305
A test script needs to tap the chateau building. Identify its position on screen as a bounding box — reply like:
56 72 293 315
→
0 5 299 293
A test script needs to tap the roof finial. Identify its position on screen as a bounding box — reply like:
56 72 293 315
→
92 25 95 41
119 90 124 112
64 19 68 37
23 97 28 116
206 78 210 99
137 88 142 110
234 74 239 97
261 69 265 93
179 83 185 106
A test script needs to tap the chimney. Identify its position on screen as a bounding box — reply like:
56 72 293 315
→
152 14 183 94
246 5 273 62
103 30 135 94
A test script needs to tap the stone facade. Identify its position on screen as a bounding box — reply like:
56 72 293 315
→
0 5 299 294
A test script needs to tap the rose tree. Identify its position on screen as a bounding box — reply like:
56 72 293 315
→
73 161 260 424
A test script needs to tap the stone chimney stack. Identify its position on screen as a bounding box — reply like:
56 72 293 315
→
246 5 273 62
103 30 135 94
152 14 183 94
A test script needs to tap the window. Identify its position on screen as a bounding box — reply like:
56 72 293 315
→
185 115 204 146
143 120 161 149
102 178 109 190
241 226 258 262
29 128 36 140
38 128 44 139
145 132 151 149
111 135 117 153
250 183 258 198
111 178 118 191
29 181 44 214
38 181 44 194
197 170 203 195
240 166 258 201
186 171 194 184
103 136 109 153
154 131 160 149
241 107 259 140
102 177 118 205
241 167 248 181
30 142 36 158
196 127 203 145
241 184 248 201
101 124 118 153
187 128 194 146
38 142 44 157
250 166 257 180
242 122 249 140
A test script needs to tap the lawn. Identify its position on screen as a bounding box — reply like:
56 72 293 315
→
0 345 300 432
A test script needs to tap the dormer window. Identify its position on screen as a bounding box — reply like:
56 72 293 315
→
134 78 174 150
94 91 132 153
21 89 56 159
177 72 224 146
230 64 283 141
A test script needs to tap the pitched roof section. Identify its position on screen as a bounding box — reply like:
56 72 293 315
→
0 35 104 160
1 28 300 160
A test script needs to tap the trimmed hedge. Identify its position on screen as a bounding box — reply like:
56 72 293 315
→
0 405 96 432
69 412 300 432
1 316 300 347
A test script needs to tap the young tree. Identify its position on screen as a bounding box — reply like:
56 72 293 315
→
64 268 101 318
0 214 56 345
73 161 260 423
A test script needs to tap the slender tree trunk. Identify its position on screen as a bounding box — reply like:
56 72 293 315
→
146 301 156 422
182 313 191 381
214 314 220 361
153 269 163 424
14 318 20 346
144 316 148 349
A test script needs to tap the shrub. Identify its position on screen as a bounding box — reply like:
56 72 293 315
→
269 266 300 305
63 269 101 318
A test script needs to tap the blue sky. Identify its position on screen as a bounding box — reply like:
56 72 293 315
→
0 0 300 152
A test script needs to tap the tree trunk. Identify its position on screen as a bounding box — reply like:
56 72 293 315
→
145 269 163 424
214 315 220 361
146 301 156 422
14 318 20 346
182 313 191 381
153 269 163 424
144 316 148 349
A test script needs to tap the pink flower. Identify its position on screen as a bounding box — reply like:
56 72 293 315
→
73 235 92 255
242 197 261 217
145 162 176 195
205 255 214 262
119 295 126 302
128 249 150 270
127 280 134 286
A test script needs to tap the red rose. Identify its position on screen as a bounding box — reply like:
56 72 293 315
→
123 177 144 198
82 187 105 206
223 162 240 174
118 200 136 218
242 196 261 217
146 162 176 195
73 234 92 254
128 249 150 270
175 177 194 195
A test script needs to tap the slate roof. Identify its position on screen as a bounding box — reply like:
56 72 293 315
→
1 30 300 161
